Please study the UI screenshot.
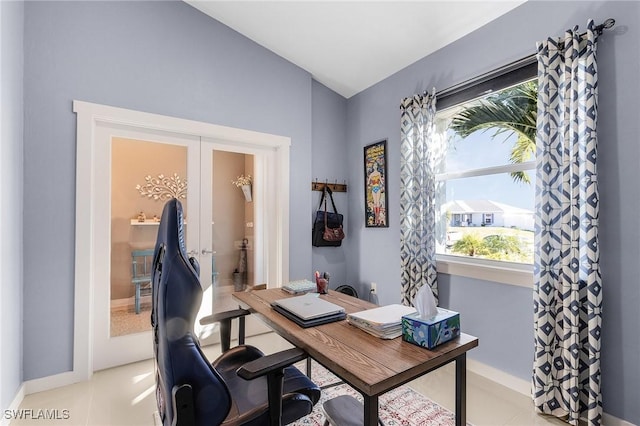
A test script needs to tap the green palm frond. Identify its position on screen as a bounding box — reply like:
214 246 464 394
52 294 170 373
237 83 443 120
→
449 81 538 184
450 82 537 140
509 134 536 184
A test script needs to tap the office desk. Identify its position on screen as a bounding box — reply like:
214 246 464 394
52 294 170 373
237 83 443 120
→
234 288 478 426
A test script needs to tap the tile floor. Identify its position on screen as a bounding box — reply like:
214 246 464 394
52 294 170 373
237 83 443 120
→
13 333 567 426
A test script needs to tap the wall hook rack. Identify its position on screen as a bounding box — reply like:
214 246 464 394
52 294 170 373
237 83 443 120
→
312 179 347 193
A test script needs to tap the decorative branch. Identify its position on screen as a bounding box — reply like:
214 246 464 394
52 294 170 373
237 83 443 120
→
136 173 187 201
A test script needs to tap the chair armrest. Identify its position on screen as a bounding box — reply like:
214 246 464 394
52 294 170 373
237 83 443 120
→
237 348 308 426
236 348 307 380
199 308 250 326
200 308 251 352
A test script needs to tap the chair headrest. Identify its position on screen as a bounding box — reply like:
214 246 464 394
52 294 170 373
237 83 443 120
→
153 198 200 276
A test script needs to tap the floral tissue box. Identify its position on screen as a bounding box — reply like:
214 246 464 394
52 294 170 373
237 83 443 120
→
401 308 460 349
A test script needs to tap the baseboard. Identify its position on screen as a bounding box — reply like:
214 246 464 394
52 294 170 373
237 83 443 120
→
23 370 81 395
601 413 636 426
1 383 25 426
110 297 131 310
467 359 635 426
467 358 531 397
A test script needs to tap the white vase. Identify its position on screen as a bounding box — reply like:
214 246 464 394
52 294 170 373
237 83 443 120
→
241 184 252 202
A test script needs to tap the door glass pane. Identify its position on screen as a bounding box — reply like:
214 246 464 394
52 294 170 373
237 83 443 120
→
110 138 188 337
211 151 255 314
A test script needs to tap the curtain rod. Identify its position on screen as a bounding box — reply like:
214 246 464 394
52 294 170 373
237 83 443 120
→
435 18 616 102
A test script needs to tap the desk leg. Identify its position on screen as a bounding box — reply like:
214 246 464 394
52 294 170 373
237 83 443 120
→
363 395 379 426
455 353 467 426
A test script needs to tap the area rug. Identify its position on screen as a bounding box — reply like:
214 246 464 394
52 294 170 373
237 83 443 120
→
291 360 469 426
110 308 151 337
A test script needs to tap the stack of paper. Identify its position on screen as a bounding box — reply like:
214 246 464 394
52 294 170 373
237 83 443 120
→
282 279 316 295
347 304 417 339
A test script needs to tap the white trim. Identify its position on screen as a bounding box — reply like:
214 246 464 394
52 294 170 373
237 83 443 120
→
436 160 535 181
467 358 531 397
73 101 95 383
73 100 290 381
72 101 290 148
436 255 533 288
0 384 24 426
602 413 636 426
22 371 82 395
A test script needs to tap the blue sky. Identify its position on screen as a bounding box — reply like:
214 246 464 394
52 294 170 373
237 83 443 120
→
444 129 535 211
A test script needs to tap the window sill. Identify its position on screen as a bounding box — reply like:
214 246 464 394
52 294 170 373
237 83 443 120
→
436 255 533 288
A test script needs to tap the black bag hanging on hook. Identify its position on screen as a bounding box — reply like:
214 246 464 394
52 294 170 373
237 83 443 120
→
312 186 345 247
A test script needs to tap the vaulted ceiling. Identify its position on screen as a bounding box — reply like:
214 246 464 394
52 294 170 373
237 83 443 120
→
186 1 526 98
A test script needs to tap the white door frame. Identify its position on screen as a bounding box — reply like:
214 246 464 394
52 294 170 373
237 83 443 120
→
72 100 290 382
92 125 203 371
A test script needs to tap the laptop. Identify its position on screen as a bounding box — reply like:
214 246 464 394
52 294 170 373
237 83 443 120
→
271 294 346 327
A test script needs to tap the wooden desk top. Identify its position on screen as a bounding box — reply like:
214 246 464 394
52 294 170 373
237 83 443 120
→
234 288 478 397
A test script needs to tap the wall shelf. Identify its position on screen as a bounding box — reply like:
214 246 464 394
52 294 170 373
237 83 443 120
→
130 219 209 226
130 220 161 226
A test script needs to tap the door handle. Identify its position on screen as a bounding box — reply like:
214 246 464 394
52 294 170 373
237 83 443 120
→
187 250 198 257
201 249 216 255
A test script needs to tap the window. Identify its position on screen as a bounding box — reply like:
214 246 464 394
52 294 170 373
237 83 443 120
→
434 77 537 268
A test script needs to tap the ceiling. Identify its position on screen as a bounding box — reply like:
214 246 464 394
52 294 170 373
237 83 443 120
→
186 1 526 99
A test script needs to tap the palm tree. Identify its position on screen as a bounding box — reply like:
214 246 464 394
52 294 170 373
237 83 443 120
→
451 234 488 257
482 234 522 256
449 80 537 183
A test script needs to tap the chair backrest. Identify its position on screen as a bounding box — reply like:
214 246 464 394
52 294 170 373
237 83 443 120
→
132 249 154 282
151 198 232 426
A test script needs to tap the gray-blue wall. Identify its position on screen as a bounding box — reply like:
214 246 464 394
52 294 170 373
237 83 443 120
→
14 0 640 424
22 0 314 380
311 80 349 290
1 0 24 415
345 1 639 423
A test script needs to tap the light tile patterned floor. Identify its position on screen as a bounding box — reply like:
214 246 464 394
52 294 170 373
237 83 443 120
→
13 333 567 426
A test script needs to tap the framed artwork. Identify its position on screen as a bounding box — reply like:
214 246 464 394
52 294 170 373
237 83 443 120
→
364 140 388 227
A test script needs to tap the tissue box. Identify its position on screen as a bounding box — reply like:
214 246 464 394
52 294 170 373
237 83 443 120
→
401 308 460 349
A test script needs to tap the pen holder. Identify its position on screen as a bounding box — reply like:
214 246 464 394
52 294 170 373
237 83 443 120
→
316 278 328 294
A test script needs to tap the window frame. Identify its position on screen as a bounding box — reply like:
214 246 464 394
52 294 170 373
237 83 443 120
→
434 59 537 288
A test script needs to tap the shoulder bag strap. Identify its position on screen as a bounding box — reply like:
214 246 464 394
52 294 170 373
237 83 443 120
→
318 186 327 210
323 187 330 228
326 187 339 214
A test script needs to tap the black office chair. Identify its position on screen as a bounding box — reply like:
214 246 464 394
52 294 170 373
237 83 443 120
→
151 198 321 426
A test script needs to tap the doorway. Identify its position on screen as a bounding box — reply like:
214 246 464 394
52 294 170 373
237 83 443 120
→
74 101 290 377
108 140 256 340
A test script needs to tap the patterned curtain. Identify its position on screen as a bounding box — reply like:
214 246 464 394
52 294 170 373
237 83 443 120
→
399 90 441 306
533 20 602 426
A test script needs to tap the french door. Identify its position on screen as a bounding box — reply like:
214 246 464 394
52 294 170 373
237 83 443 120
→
90 125 271 371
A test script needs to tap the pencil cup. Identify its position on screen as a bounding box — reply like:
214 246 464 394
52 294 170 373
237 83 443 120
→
316 278 328 294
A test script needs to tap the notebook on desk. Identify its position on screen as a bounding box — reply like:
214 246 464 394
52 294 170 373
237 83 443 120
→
271 294 346 328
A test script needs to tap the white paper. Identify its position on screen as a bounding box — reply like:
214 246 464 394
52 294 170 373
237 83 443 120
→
347 304 416 328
